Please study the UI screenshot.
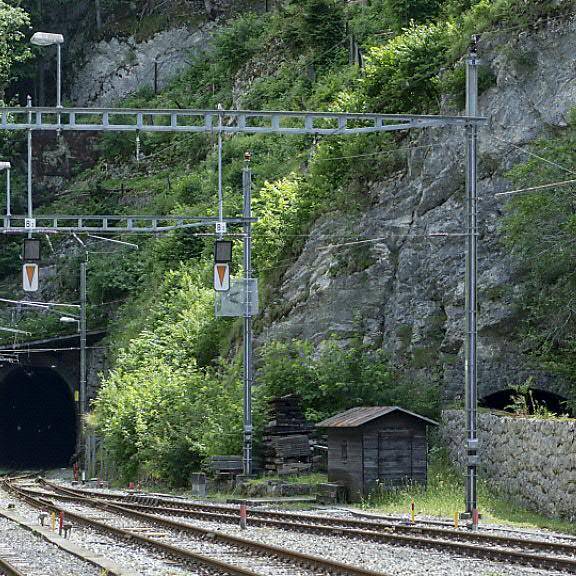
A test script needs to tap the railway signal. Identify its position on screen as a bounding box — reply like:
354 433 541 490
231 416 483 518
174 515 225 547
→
214 240 232 292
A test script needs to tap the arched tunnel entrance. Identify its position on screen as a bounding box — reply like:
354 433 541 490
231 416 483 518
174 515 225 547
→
0 367 77 469
480 388 571 416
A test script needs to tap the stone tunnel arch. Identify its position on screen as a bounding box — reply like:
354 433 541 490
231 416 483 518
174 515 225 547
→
480 388 571 416
0 366 77 469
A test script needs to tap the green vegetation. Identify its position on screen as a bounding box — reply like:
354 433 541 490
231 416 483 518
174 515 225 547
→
243 473 328 486
95 325 438 484
93 266 244 484
73 0 576 481
503 109 576 407
259 338 438 423
364 449 576 534
0 1 29 97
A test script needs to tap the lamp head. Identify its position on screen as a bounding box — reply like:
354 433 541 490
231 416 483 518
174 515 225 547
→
0 162 10 171
59 316 77 324
31 32 64 46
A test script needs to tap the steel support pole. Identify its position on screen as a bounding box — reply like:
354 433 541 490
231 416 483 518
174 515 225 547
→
26 96 33 225
80 259 88 482
464 38 479 528
56 43 62 109
217 104 224 235
242 157 253 476
5 169 10 217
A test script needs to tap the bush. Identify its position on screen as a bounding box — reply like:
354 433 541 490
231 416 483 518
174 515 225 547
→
360 22 455 114
94 266 243 485
258 338 439 422
278 0 346 61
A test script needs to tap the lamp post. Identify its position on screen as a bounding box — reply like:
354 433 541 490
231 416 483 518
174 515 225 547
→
0 162 11 221
30 32 64 109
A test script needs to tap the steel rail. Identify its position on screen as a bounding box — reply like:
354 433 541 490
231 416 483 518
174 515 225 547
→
1 481 273 576
0 557 26 576
0 107 486 135
39 481 576 573
13 480 393 576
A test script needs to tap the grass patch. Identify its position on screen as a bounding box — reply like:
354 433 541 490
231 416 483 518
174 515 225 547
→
361 449 576 535
244 473 328 486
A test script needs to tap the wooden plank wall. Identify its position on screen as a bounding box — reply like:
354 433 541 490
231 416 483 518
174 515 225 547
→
327 428 364 500
362 414 428 494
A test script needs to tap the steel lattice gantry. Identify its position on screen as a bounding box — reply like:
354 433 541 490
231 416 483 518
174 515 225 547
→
1 214 254 234
0 106 484 135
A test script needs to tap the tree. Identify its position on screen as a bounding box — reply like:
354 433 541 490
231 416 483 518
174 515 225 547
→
0 1 30 99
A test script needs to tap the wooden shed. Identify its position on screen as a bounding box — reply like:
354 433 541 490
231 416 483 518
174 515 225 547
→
316 406 438 501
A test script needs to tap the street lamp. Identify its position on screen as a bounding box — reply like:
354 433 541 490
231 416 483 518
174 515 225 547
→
31 32 64 109
0 162 11 218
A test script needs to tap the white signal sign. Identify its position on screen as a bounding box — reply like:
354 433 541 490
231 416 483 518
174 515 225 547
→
23 263 39 292
215 221 227 235
24 218 36 229
214 263 230 292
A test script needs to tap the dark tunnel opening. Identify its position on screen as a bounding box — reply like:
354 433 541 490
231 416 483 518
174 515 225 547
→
0 367 77 469
480 388 571 416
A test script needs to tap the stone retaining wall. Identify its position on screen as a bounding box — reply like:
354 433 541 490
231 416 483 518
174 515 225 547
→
441 410 576 520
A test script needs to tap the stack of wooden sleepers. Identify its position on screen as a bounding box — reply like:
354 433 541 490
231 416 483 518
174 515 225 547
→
264 395 315 474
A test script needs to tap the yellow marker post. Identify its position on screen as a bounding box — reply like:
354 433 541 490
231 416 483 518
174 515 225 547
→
454 511 459 529
51 512 56 531
410 497 415 524
74 390 79 402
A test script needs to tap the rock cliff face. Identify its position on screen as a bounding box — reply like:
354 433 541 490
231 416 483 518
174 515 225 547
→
261 19 576 403
70 25 215 106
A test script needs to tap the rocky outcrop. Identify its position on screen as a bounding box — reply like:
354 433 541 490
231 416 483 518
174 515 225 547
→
70 25 215 106
262 18 576 402
442 410 576 519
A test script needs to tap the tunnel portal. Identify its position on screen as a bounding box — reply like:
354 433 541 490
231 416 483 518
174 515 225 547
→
480 388 571 416
0 367 77 469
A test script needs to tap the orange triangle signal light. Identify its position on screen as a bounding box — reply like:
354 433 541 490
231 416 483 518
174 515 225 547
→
213 262 230 292
25 265 35 285
22 263 39 292
217 264 227 285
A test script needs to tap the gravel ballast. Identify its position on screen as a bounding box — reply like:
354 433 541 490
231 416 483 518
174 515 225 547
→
0 514 101 576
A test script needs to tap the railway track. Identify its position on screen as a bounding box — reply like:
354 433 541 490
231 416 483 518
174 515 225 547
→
4 478 394 576
36 479 576 573
0 555 27 576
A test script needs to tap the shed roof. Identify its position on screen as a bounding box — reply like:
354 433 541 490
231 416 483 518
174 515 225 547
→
316 406 438 428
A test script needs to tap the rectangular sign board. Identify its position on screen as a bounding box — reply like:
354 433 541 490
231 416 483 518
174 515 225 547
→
215 278 258 317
